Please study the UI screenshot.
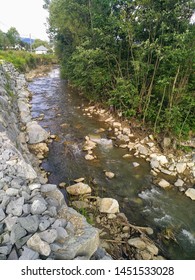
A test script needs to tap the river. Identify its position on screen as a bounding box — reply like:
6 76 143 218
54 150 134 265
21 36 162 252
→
28 67 195 260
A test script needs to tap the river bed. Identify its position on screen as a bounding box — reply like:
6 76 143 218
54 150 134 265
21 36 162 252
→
28 67 195 260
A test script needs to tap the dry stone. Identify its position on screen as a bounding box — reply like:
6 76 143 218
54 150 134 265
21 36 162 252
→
27 233 51 256
99 198 119 214
66 182 91 195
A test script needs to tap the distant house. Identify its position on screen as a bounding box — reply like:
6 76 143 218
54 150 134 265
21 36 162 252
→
35 45 48 54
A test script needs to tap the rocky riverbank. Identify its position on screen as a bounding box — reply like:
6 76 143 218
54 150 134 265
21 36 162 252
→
81 106 195 199
0 61 101 260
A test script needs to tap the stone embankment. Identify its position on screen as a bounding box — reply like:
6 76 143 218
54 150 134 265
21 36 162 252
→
0 62 102 260
82 106 195 199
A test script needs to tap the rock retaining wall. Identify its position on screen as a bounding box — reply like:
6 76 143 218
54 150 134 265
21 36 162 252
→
0 61 102 260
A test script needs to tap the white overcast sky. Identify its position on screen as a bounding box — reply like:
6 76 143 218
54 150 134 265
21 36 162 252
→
0 0 49 40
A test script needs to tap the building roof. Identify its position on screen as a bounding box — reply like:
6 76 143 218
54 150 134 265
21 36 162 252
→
35 45 48 51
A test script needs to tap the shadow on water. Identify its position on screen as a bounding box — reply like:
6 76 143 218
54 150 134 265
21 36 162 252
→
28 67 195 260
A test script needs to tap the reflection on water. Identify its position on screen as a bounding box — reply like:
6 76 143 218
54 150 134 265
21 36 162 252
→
29 67 195 260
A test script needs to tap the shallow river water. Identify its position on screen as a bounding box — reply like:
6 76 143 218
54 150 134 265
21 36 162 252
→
28 67 195 260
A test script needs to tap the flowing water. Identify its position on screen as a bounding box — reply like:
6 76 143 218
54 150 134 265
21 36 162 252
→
28 67 195 260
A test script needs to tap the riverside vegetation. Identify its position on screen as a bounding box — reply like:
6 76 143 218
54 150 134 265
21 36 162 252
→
44 0 195 141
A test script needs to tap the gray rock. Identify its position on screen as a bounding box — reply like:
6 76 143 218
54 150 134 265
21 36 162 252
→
21 191 31 201
17 160 37 180
15 234 32 249
44 189 65 207
10 223 27 244
6 188 19 196
0 223 4 234
29 183 41 191
0 254 6 260
26 121 49 144
0 208 5 221
0 245 12 255
39 219 51 231
51 219 67 229
39 229 58 244
0 195 10 209
31 199 47 215
43 206 57 217
7 247 19 260
6 197 24 216
55 227 69 243
4 216 18 231
41 184 57 193
18 215 39 233
91 247 112 260
22 204 31 215
27 233 51 256
19 246 39 260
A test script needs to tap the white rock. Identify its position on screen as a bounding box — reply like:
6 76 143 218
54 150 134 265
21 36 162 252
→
74 178 85 183
99 198 119 214
29 183 41 191
85 154 95 160
132 162 140 167
185 188 195 200
158 179 170 188
176 163 187 174
105 171 115 179
174 179 184 187
112 122 122 129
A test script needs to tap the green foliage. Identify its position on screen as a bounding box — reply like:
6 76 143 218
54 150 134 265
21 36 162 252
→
0 50 55 72
47 0 195 139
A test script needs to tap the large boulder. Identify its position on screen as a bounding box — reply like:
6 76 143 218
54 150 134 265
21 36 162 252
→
26 121 49 144
51 207 99 260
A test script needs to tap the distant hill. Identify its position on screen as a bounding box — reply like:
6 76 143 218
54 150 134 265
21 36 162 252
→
20 37 35 44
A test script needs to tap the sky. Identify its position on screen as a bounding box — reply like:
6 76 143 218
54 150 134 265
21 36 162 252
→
0 0 49 41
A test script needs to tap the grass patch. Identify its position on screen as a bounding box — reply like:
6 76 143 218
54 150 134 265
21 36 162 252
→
0 50 57 72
